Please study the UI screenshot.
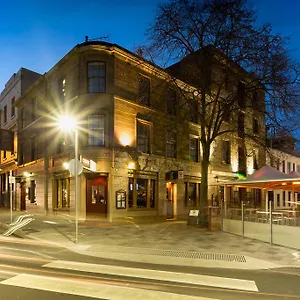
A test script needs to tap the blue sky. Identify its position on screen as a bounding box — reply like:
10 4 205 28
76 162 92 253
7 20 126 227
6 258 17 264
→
1 0 300 90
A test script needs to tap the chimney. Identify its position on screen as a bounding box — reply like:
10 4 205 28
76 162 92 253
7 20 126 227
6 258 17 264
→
85 36 89 42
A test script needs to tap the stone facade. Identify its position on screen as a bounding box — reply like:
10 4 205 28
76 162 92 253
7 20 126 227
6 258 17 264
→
7 42 265 222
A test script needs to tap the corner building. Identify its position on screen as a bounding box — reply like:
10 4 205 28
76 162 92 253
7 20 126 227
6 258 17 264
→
15 41 265 222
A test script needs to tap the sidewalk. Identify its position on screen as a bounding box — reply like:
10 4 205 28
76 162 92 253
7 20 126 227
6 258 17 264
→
1 208 300 270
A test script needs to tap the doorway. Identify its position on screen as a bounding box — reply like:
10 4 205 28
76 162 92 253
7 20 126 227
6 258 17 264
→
166 182 176 219
86 176 108 217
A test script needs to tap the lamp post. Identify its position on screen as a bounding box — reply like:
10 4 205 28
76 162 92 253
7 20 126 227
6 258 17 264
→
59 116 79 243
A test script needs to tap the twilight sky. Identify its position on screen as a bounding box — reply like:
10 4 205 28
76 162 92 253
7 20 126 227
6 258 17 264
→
1 0 300 90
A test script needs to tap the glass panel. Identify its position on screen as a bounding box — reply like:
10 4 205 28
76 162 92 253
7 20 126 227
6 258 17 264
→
186 182 197 207
88 115 105 146
128 178 134 208
150 179 155 208
136 178 147 208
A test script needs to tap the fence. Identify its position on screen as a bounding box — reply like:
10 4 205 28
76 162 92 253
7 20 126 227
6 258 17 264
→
222 201 300 250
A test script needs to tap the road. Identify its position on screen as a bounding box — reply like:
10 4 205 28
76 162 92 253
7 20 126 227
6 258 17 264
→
0 236 300 299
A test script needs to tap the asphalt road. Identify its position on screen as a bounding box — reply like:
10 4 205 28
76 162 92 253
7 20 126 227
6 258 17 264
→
0 236 300 300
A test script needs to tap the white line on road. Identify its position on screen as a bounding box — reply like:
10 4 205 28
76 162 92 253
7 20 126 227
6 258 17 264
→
1 274 219 300
43 260 258 292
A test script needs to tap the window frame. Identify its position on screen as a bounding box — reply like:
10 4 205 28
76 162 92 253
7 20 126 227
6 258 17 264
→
136 119 151 154
87 61 106 93
138 74 150 107
166 130 177 158
189 136 199 162
221 140 231 164
88 114 105 147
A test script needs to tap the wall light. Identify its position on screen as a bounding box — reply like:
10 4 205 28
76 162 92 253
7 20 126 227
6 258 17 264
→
63 162 69 169
120 134 132 147
128 161 135 169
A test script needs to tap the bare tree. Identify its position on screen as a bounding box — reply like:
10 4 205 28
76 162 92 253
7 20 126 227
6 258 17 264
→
142 0 300 225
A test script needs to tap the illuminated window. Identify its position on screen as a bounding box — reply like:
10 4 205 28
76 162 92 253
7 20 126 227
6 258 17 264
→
185 182 200 207
87 62 106 93
128 177 156 209
137 121 150 153
88 115 105 146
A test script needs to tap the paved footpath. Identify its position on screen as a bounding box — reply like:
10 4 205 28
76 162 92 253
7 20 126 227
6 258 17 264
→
1 209 300 270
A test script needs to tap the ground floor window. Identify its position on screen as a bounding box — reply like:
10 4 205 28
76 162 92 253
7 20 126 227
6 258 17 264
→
55 178 70 208
185 182 200 207
128 174 156 209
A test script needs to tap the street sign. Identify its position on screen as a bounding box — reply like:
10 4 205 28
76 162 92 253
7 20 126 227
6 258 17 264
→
68 159 83 176
0 129 14 151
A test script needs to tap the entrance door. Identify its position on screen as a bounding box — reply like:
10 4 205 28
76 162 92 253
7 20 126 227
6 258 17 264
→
86 176 108 216
166 183 175 219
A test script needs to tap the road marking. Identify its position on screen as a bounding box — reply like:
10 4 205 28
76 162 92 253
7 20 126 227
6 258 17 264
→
43 260 258 292
1 274 219 300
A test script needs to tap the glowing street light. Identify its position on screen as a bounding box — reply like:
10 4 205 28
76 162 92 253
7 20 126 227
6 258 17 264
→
59 116 80 243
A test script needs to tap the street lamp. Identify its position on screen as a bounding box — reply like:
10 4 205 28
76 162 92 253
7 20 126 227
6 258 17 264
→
59 116 79 243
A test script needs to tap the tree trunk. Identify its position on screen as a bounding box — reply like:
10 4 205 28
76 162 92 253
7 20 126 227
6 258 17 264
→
198 144 210 228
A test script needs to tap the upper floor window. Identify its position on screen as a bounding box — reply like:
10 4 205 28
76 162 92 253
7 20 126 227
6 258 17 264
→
282 160 286 173
59 78 66 102
253 118 259 134
222 140 231 164
11 97 15 117
293 163 296 171
31 137 37 161
252 90 260 110
31 98 37 122
87 62 106 93
166 130 177 158
238 112 245 138
189 137 199 162
287 162 291 173
237 81 246 109
20 107 25 129
4 105 7 124
166 89 177 116
88 114 105 146
138 75 150 106
137 120 151 153
253 151 259 170
189 99 198 123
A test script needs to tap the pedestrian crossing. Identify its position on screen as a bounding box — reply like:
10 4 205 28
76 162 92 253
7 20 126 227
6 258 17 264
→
0 260 259 299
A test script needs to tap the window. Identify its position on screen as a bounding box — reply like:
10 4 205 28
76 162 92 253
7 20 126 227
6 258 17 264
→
185 182 200 207
138 75 150 106
277 193 280 207
3 151 6 159
282 160 286 173
253 118 259 134
137 121 150 153
31 98 37 122
189 137 199 162
253 151 259 170
237 81 246 109
283 191 286 206
19 142 24 165
293 163 296 171
88 115 105 146
87 62 106 93
189 99 198 123
20 107 25 129
56 178 70 208
4 105 7 123
128 177 156 208
11 97 15 117
222 140 230 164
59 78 66 102
166 130 176 158
287 162 291 173
238 112 244 138
252 91 260 110
31 137 37 161
238 146 247 176
288 192 291 206
166 89 177 115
